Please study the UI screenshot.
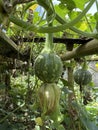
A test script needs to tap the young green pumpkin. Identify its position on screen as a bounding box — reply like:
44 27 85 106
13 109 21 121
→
74 69 92 85
74 61 92 86
34 32 63 83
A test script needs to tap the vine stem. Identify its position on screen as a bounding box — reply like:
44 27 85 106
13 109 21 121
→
0 103 25 123
37 0 96 37
45 32 54 50
85 15 93 32
9 15 97 38
9 0 97 38
44 10 54 50
38 0 95 30
96 0 98 11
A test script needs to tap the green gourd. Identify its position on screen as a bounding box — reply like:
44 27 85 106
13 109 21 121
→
74 69 92 85
34 18 63 83
74 61 92 86
38 83 61 115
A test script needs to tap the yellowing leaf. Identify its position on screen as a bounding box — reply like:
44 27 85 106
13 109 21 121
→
29 4 38 11
95 63 98 68
79 22 87 31
35 117 43 126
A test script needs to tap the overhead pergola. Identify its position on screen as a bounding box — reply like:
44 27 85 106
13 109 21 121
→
0 28 98 63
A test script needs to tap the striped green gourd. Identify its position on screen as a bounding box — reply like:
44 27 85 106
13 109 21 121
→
74 69 92 85
34 32 63 83
74 61 92 85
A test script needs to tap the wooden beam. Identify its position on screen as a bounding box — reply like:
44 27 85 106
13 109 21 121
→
11 36 92 45
61 39 98 60
0 29 26 60
0 29 18 53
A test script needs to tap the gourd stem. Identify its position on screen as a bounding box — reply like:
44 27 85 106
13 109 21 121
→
45 12 54 50
82 58 88 70
45 32 54 50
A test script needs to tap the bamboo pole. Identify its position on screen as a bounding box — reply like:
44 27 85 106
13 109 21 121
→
61 39 98 61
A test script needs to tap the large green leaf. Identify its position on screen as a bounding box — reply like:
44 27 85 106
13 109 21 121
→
73 0 89 10
58 0 89 10
0 121 13 130
68 10 81 20
58 0 76 10
73 102 98 130
94 12 98 21
55 4 69 19
0 83 6 89
80 115 98 130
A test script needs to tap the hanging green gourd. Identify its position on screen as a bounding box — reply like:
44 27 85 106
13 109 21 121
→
73 59 92 91
74 69 92 86
38 83 61 115
38 82 62 123
34 13 63 83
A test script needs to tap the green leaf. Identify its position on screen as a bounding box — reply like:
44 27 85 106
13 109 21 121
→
80 115 98 130
0 83 6 89
73 102 98 130
58 0 89 10
60 78 69 86
0 121 13 130
94 12 98 21
76 21 88 31
58 125 65 130
58 0 76 11
54 4 69 19
68 11 81 20
73 0 89 10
